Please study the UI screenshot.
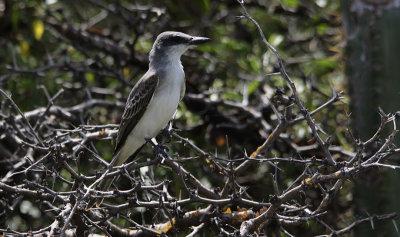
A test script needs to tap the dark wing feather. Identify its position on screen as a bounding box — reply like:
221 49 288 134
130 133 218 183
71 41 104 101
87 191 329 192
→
113 72 159 157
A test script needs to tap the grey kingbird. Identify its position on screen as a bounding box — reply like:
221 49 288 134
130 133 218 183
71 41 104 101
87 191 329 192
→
89 31 210 207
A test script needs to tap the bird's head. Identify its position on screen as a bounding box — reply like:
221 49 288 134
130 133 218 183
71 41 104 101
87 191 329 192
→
149 31 210 63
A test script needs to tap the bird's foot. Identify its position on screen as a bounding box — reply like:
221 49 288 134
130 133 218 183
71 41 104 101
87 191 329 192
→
145 138 169 157
160 121 174 144
155 144 169 157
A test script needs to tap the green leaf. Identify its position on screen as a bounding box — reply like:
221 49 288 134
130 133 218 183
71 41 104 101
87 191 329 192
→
268 33 284 47
317 23 328 35
248 80 260 95
280 0 299 8
85 72 95 84
202 0 210 12
313 58 337 75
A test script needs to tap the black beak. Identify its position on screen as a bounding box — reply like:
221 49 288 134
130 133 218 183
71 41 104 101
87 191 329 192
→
189 36 211 45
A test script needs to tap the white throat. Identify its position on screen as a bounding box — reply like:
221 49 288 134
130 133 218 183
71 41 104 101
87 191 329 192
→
150 45 187 85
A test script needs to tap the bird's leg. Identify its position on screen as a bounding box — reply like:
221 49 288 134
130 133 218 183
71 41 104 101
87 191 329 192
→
145 137 169 157
160 120 173 145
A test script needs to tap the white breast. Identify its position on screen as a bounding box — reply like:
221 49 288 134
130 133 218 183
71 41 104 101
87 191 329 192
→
116 62 185 164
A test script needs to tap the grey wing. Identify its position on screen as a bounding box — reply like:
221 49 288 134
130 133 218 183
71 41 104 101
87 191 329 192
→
113 73 159 157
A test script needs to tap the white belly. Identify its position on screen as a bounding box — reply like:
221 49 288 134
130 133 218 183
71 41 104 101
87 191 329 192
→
132 82 181 139
116 69 184 165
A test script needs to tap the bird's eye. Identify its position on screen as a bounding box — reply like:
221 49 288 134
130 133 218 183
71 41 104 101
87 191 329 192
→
161 34 189 46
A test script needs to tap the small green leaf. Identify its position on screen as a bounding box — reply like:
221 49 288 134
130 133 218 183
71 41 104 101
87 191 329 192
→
313 58 337 75
268 34 284 47
248 80 260 95
85 72 95 83
280 0 299 8
317 23 328 35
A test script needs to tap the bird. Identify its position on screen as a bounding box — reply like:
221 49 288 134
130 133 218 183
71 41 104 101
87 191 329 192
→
88 31 210 207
